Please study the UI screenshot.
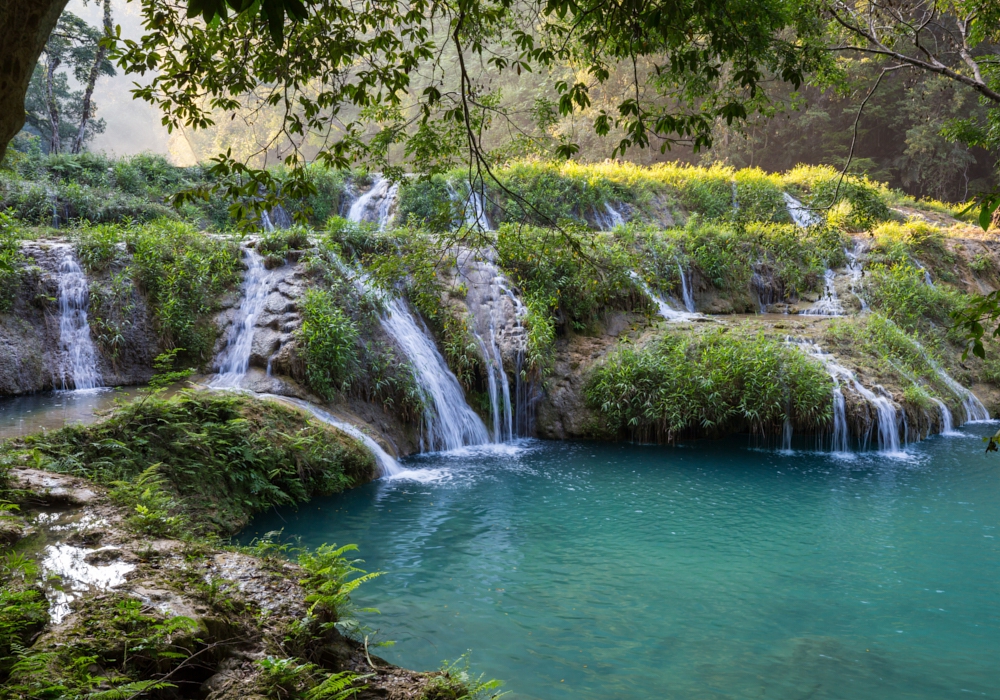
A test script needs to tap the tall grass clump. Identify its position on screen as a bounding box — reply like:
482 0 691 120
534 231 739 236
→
586 328 832 442
0 211 24 312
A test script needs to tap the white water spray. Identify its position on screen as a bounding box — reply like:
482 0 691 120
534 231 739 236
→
630 271 698 322
677 264 696 313
783 192 821 227
348 176 399 230
211 248 274 388
56 251 101 391
801 268 844 317
595 202 626 230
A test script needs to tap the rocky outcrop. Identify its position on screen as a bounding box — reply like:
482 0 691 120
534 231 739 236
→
0 240 159 396
5 466 442 699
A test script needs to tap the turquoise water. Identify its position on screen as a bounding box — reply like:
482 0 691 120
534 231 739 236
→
243 431 1000 699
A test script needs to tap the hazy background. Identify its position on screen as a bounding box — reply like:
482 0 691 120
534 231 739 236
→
67 0 178 159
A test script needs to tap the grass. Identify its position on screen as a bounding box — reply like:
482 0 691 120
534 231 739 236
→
586 327 833 443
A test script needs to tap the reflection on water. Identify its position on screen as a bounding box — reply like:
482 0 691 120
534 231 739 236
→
244 429 1000 700
0 388 136 440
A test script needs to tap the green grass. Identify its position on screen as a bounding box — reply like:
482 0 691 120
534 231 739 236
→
586 327 833 442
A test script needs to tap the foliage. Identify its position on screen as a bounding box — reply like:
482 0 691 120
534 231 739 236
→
0 552 47 677
300 289 362 398
864 261 966 334
420 656 506 700
256 657 363 700
783 165 892 231
258 226 313 257
496 224 640 333
0 210 24 312
2 392 375 534
298 544 382 627
586 328 832 442
2 594 194 699
124 219 242 360
109 0 827 222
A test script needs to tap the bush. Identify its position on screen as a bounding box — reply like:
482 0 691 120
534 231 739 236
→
586 328 832 442
864 261 965 332
301 289 362 398
0 211 24 312
6 392 375 534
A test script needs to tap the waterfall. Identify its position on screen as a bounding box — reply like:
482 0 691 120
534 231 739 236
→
347 175 399 231
845 241 868 311
931 363 990 423
731 181 739 215
56 251 102 391
630 271 698 322
790 338 905 454
677 264 696 313
800 269 844 317
595 202 626 230
496 276 534 436
211 248 274 388
379 294 491 451
781 417 793 451
783 192 821 227
448 183 493 231
265 395 401 478
931 398 956 435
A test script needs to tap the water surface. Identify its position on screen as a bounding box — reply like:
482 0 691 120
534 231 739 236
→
243 432 1000 699
0 389 133 440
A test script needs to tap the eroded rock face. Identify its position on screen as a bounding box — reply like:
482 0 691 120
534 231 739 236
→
454 248 527 372
0 240 159 396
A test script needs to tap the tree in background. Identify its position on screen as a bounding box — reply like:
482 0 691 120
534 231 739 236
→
23 7 115 155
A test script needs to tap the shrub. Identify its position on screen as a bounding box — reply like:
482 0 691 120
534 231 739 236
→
586 328 832 442
301 289 362 398
0 210 24 312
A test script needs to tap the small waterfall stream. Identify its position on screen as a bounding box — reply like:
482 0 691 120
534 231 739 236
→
594 202 626 230
677 264 696 313
56 250 102 391
630 272 698 322
265 395 401 477
783 192 821 227
211 248 274 389
348 176 399 230
790 338 905 454
800 269 844 317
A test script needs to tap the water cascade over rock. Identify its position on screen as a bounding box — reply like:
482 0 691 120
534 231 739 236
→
594 202 626 230
211 248 275 389
348 175 399 230
458 250 533 440
629 272 699 323
783 192 821 228
55 249 102 391
345 196 491 450
800 269 844 317
265 395 401 477
790 338 905 454
677 263 697 313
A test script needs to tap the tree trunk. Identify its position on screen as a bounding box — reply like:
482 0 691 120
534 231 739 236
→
71 0 112 154
45 51 61 154
0 0 70 161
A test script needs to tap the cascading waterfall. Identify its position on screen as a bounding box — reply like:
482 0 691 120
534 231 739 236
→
931 398 956 435
800 268 844 317
629 271 698 322
931 363 990 423
265 395 401 477
211 248 274 388
348 175 399 231
56 250 102 391
781 417 793 451
595 202 626 230
677 263 696 313
789 338 904 454
343 202 491 450
448 183 493 231
846 240 868 311
496 276 535 436
379 294 491 451
783 192 821 227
